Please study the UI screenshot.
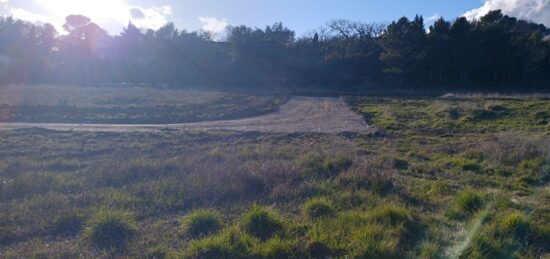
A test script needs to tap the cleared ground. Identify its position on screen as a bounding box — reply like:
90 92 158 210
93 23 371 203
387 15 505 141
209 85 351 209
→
0 97 369 133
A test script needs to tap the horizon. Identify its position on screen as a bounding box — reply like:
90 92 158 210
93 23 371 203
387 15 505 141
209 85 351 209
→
1 0 549 37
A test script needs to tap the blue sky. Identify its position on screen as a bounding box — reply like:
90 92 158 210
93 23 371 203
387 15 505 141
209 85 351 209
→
1 0 549 36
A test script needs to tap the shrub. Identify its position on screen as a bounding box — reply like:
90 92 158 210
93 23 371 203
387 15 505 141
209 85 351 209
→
302 198 335 220
454 190 484 215
83 209 138 250
242 205 283 240
180 209 223 238
184 227 254 258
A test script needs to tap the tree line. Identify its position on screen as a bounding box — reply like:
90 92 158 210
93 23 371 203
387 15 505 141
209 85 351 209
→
0 10 549 89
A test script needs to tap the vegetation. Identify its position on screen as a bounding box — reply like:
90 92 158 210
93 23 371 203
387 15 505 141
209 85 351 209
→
0 11 549 88
0 93 549 257
180 209 223 239
302 198 336 220
242 205 284 241
82 209 138 251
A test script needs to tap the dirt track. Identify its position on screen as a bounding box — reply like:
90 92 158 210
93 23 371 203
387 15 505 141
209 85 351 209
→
0 97 368 133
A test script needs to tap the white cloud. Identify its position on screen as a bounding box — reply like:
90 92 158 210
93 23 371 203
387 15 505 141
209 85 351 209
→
464 0 550 26
426 13 442 23
129 5 172 30
0 0 172 33
198 16 228 38
9 7 55 25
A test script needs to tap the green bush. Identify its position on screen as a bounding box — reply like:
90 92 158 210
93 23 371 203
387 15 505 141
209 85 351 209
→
180 209 223 238
242 205 283 241
302 198 335 220
82 209 138 250
184 227 254 258
454 190 484 215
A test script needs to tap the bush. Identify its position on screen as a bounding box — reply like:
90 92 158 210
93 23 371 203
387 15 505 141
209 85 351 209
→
184 227 254 258
83 209 138 250
303 198 335 220
242 205 283 240
180 209 223 238
454 190 484 215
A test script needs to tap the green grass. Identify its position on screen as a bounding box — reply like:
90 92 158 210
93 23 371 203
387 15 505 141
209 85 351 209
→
180 209 223 239
302 198 336 220
82 209 138 251
0 93 549 257
242 205 284 241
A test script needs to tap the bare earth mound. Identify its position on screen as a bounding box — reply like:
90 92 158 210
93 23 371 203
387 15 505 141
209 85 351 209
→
0 97 368 133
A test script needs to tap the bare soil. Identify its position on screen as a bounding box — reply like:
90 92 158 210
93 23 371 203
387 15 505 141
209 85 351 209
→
0 97 368 133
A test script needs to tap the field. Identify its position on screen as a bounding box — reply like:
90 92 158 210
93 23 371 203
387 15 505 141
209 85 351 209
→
1 88 550 258
0 85 288 124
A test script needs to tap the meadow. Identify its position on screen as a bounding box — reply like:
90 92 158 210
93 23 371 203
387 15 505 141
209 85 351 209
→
0 91 549 258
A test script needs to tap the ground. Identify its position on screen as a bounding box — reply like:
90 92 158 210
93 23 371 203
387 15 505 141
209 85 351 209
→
0 87 549 258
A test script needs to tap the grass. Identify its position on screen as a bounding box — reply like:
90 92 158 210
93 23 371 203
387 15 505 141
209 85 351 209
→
0 92 549 257
302 198 335 220
180 209 223 239
82 209 138 251
242 205 284 241
0 85 288 123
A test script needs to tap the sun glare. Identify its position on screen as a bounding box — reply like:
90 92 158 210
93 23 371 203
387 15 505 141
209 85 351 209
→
35 0 130 28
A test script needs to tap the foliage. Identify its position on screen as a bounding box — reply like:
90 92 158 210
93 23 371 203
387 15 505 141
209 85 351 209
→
1 10 549 88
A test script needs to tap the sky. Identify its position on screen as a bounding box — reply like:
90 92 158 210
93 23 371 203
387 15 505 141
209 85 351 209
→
0 0 549 37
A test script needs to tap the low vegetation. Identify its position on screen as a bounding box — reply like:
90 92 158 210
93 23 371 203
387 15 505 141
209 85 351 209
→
0 93 549 258
180 209 223 239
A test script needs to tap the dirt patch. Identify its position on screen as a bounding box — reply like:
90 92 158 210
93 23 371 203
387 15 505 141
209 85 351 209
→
0 97 369 133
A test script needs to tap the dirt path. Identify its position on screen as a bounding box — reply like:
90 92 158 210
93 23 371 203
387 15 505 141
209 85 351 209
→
0 97 369 133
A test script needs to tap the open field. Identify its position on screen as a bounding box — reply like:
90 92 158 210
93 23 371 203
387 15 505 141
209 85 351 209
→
0 92 549 258
0 97 368 133
0 85 288 124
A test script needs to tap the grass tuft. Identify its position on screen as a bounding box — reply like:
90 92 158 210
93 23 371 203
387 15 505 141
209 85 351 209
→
180 209 223 239
242 205 284 241
82 209 138 251
302 198 336 220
